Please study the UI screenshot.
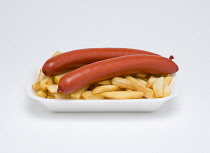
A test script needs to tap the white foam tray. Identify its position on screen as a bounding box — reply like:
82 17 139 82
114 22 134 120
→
26 65 178 112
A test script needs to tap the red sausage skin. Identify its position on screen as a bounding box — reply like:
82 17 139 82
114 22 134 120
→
42 48 160 76
58 55 178 94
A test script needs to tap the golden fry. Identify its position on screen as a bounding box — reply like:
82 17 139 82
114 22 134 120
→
46 85 58 94
147 76 158 88
112 77 136 90
82 91 104 99
125 75 154 99
37 71 46 82
126 89 133 91
153 77 165 98
164 75 174 85
154 74 168 77
36 90 47 98
163 76 174 97
97 80 112 85
47 96 55 99
47 90 54 97
100 91 144 99
136 73 147 78
51 51 62 57
92 85 120 94
32 82 41 90
40 76 54 90
71 85 90 99
135 78 147 86
54 93 71 99
54 71 72 84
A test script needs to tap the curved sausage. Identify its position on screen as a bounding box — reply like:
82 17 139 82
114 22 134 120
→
58 55 179 94
42 48 160 76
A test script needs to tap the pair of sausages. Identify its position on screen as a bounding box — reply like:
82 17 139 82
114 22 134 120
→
42 48 179 94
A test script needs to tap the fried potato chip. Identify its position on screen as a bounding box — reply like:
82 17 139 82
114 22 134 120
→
54 71 71 84
47 90 54 97
100 91 144 99
92 85 120 94
82 91 104 99
54 93 71 99
136 73 147 78
97 80 112 85
71 85 90 99
37 71 46 82
147 76 158 88
154 74 168 77
36 90 48 98
135 78 147 86
47 96 55 99
126 89 133 91
112 77 136 90
164 75 174 85
153 77 165 98
46 85 58 94
40 77 54 90
32 82 41 90
51 51 62 57
163 76 174 97
125 75 154 99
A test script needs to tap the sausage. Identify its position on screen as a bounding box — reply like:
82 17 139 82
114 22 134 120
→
57 55 179 94
42 48 160 76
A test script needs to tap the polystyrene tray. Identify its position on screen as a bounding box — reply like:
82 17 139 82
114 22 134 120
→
26 65 178 112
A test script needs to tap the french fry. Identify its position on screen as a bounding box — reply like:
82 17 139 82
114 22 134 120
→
47 96 55 99
51 51 62 57
126 89 133 91
97 79 112 85
163 76 174 97
164 75 174 85
47 90 54 97
135 78 147 86
125 75 154 99
71 85 90 99
163 85 170 97
100 91 144 99
54 71 72 84
125 75 145 86
147 76 158 88
136 73 147 78
154 74 168 77
54 93 71 99
32 82 41 90
82 91 104 99
36 90 47 98
112 77 136 90
40 76 54 90
92 85 120 94
153 77 165 98
37 71 46 82
46 85 58 94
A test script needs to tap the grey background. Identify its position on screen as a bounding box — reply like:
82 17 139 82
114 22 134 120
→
0 0 210 153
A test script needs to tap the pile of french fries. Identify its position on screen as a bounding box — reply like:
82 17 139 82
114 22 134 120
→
32 51 174 100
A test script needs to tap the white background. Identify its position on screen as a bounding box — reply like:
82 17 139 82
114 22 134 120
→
1 0 210 153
